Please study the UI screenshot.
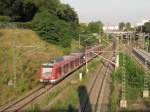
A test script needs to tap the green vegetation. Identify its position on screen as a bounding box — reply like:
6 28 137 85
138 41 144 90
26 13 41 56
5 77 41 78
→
110 53 150 112
136 21 150 33
0 0 107 108
119 22 125 31
143 22 150 33
0 0 106 48
110 71 120 112
136 21 150 51
32 11 72 47
119 22 132 31
86 21 103 34
79 21 104 46
0 29 80 106
0 0 37 22
0 0 78 48
125 22 132 31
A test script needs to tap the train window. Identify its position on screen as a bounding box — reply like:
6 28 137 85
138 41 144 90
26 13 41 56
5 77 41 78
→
61 66 65 75
64 64 68 73
68 63 70 71
73 61 75 67
76 59 78 66
59 67 61 75
42 65 52 76
71 61 74 68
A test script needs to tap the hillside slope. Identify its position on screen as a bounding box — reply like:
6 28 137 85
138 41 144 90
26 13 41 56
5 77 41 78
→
0 29 79 106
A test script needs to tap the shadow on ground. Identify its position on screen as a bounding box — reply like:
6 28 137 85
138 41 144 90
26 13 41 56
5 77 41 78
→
25 85 92 112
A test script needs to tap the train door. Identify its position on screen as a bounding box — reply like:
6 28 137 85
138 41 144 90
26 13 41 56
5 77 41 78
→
70 61 74 70
64 63 69 74
75 58 79 67
60 65 65 77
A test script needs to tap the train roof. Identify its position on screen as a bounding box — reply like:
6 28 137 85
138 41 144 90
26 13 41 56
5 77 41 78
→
42 63 53 66
42 45 101 66
43 54 80 66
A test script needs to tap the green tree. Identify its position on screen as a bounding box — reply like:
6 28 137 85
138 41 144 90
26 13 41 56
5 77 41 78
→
119 22 125 31
125 22 131 31
143 22 150 33
56 4 79 39
87 21 103 34
32 11 72 48
0 0 38 21
0 0 79 48
78 21 103 47
56 4 78 22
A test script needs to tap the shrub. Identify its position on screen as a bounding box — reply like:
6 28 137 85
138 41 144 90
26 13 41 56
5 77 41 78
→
0 16 12 22
32 11 72 48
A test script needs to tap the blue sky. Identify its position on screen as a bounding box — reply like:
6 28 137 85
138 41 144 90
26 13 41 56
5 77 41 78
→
61 0 150 26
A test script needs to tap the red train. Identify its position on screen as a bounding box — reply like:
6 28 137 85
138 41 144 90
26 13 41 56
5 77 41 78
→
40 45 102 83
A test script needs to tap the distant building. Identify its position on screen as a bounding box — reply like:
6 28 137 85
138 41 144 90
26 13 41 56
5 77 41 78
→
103 26 119 31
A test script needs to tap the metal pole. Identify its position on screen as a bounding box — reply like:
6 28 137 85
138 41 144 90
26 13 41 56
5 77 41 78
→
148 34 150 53
85 45 88 73
13 40 16 88
141 25 143 33
98 23 101 44
120 54 127 108
116 36 119 69
79 34 80 48
144 33 145 50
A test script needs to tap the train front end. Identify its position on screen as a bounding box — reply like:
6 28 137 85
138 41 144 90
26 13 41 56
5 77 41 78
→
40 63 57 83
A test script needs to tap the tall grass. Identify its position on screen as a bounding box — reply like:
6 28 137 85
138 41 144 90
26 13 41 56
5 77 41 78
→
0 29 79 106
110 53 149 111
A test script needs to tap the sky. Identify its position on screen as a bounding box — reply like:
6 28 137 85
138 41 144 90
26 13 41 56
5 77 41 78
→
61 0 150 26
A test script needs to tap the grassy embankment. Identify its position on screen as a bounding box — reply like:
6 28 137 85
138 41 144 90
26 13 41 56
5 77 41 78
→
27 57 101 111
110 53 150 112
0 29 80 106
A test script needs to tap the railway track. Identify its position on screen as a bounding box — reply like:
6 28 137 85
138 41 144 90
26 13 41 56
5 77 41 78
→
0 84 53 112
0 70 81 112
79 51 113 112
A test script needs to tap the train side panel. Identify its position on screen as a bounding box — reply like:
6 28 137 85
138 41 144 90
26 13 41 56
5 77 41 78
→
40 45 102 83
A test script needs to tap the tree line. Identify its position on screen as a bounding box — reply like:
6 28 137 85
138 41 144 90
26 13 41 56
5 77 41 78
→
119 21 150 33
0 0 104 48
118 22 132 31
136 22 150 33
79 21 103 46
0 0 79 48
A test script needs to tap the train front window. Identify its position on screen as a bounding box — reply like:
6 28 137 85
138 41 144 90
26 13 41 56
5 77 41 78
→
42 66 52 76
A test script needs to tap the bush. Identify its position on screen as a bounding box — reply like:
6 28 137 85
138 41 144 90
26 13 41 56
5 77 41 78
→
0 0 79 48
13 22 32 28
0 16 12 22
16 80 27 94
0 0 38 22
32 11 72 48
119 53 144 88
110 53 149 110
1 73 9 84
